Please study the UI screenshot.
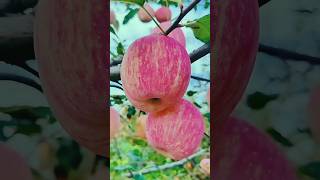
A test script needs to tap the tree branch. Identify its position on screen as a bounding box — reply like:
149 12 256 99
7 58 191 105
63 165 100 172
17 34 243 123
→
125 149 207 178
259 0 271 7
191 75 210 82
259 44 320 65
164 0 201 36
0 73 42 92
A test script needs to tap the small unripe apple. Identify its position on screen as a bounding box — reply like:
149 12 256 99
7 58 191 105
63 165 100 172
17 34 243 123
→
135 114 147 140
138 3 155 23
214 117 297 179
121 34 191 113
146 99 205 160
151 21 186 47
307 84 320 143
110 10 116 25
155 6 171 23
34 0 108 156
0 144 33 180
213 0 259 124
200 158 210 175
110 107 121 139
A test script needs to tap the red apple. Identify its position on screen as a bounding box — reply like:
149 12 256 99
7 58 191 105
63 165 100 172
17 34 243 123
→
135 114 147 140
0 144 33 180
200 158 210 175
213 0 259 124
213 117 297 180
151 21 186 47
110 107 121 139
110 10 116 25
120 34 191 113
307 84 320 143
155 6 171 23
146 99 205 160
138 3 155 23
34 0 108 156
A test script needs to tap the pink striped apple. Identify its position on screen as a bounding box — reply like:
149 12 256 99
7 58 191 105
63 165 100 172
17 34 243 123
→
307 84 320 143
146 99 205 160
151 21 186 47
213 0 259 124
34 0 108 156
120 34 191 113
213 117 297 180
110 107 121 139
155 6 171 23
200 158 210 176
138 3 155 23
0 144 33 180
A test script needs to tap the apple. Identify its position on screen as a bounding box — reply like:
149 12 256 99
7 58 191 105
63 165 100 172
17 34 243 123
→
138 3 155 23
0 144 33 180
34 0 108 156
151 21 186 47
155 6 171 23
135 114 147 140
213 117 297 179
200 158 210 175
307 84 320 143
213 0 259 124
110 10 116 25
146 99 205 160
120 34 191 113
110 107 121 139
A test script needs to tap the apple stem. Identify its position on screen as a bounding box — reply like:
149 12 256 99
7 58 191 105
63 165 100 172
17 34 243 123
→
141 6 166 34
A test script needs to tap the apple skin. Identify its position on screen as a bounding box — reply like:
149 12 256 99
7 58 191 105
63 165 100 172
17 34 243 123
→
151 21 186 47
155 7 171 23
120 34 191 113
213 117 297 180
135 114 147 140
200 158 210 175
308 84 320 143
0 144 33 180
146 99 205 160
138 3 155 23
110 10 116 25
110 107 121 139
34 0 108 156
213 0 259 124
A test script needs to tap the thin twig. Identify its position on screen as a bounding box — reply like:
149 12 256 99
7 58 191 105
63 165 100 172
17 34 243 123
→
19 62 39 77
259 0 271 7
259 44 320 65
0 73 42 92
110 84 123 91
191 75 210 82
142 6 165 34
126 149 207 178
164 0 201 36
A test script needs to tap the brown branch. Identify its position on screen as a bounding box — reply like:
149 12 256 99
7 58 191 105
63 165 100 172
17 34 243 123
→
125 149 207 178
259 44 320 65
259 0 271 7
164 0 201 36
191 75 210 82
0 73 42 92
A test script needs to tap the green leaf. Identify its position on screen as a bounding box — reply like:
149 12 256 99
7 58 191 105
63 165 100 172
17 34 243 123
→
133 174 146 180
247 92 278 110
299 162 320 179
15 123 42 135
112 0 145 6
185 15 210 43
266 128 293 147
123 8 139 25
187 90 197 96
117 42 125 55
127 105 136 118
110 26 119 38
